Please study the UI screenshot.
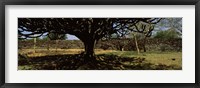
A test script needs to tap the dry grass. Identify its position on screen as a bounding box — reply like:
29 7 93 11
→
19 49 84 57
19 49 116 57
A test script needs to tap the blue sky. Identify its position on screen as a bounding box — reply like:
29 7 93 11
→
67 34 79 40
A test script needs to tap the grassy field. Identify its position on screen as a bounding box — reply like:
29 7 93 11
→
105 51 182 68
18 49 182 70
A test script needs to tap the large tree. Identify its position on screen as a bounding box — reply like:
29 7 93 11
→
18 18 161 62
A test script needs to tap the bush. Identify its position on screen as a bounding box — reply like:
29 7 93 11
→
159 44 174 52
99 42 113 50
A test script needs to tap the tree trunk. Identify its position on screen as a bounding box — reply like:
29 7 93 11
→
33 38 36 53
134 34 140 54
83 39 96 62
143 37 146 52
119 46 124 51
47 42 50 51
56 40 58 52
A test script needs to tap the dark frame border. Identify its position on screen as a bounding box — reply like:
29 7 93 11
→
0 0 199 88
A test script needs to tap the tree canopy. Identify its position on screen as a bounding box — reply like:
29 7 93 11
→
18 18 161 39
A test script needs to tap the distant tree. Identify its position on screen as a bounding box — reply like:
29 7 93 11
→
48 32 67 52
154 28 180 40
40 32 67 50
154 18 182 36
41 36 50 41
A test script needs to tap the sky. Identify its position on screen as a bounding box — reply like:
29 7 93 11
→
19 29 79 40
67 34 79 40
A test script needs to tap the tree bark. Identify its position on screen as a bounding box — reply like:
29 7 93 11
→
143 37 147 52
47 42 50 51
133 34 140 54
33 38 36 53
83 39 96 62
119 46 124 51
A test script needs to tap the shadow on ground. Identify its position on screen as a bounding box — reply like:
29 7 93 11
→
18 54 181 70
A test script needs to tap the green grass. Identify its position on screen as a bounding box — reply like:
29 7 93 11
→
18 65 34 70
101 51 182 68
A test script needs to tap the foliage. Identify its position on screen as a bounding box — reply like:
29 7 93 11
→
154 18 182 35
99 42 113 50
153 28 181 40
48 32 67 40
